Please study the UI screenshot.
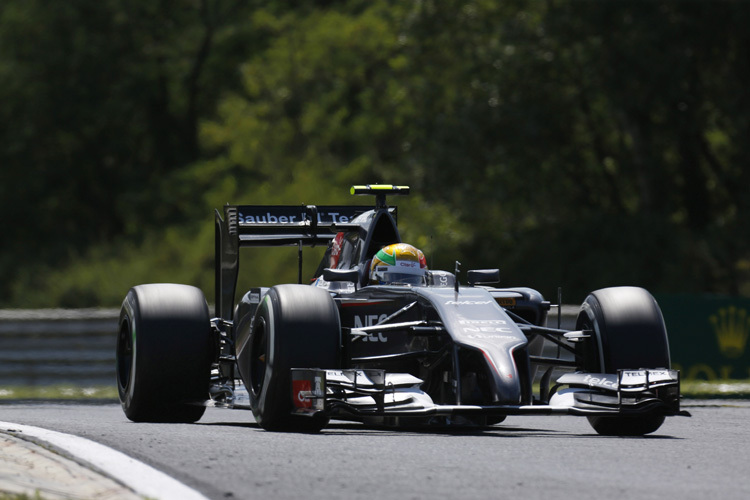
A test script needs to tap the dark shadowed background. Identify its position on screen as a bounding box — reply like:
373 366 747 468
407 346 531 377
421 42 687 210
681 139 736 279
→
1 1 748 309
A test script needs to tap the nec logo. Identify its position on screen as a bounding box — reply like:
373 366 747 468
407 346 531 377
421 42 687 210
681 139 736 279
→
353 314 388 342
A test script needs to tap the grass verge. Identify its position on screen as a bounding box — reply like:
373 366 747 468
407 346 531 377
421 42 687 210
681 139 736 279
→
0 493 46 500
680 380 750 399
0 385 117 401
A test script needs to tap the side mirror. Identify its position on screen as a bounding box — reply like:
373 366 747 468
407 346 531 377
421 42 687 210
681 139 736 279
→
467 269 500 286
323 267 361 286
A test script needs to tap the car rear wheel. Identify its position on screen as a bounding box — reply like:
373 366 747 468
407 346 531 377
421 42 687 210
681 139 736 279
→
246 285 341 432
576 286 671 436
117 284 212 422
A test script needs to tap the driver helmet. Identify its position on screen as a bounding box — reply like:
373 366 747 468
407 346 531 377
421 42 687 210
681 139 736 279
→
370 243 428 285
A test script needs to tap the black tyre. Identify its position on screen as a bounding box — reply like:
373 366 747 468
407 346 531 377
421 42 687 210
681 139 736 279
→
117 284 212 423
576 286 670 436
245 285 341 432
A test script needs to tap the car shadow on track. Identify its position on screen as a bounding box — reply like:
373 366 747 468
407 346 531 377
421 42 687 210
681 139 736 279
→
324 424 682 439
196 420 682 439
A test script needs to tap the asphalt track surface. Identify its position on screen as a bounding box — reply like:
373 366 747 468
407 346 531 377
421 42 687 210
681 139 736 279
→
1 401 748 500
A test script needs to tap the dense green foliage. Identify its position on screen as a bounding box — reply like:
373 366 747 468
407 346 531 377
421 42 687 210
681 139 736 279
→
1 1 748 307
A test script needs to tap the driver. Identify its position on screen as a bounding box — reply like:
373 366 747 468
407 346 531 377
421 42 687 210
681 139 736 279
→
370 243 428 285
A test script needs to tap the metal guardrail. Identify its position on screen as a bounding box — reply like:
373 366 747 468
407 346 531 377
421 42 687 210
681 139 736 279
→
0 307 580 386
0 309 119 386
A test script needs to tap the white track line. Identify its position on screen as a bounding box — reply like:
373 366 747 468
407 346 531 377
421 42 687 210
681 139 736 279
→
0 421 209 500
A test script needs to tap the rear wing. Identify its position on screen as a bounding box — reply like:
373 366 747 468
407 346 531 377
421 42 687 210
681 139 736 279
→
215 185 409 320
214 204 394 319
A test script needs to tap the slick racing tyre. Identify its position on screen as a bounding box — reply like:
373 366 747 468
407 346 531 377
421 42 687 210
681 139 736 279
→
247 285 341 432
117 284 212 423
576 286 671 436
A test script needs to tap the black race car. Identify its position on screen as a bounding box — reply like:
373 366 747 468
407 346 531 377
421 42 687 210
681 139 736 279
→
116 185 688 435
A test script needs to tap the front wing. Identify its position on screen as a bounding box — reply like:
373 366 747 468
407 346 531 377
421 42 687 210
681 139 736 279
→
290 368 689 422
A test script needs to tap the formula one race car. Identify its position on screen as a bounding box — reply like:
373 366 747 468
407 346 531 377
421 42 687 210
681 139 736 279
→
116 185 688 435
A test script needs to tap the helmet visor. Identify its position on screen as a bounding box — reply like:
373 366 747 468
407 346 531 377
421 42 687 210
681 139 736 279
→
377 270 426 286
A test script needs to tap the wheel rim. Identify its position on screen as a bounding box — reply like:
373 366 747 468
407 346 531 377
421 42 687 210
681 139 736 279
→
250 317 268 396
575 314 602 373
116 320 133 392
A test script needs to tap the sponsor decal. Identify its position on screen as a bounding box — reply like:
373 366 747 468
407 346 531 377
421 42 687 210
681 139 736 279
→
458 319 512 334
354 314 389 342
313 376 324 410
434 274 451 286
710 306 749 359
463 327 513 334
495 297 517 306
292 379 312 408
657 295 750 380
314 376 323 393
330 232 344 268
621 370 669 379
582 374 617 389
238 212 352 224
327 213 352 224
398 261 419 268
464 334 517 340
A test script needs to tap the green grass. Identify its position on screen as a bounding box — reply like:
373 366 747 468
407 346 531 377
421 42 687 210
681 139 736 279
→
681 379 750 399
0 385 118 400
0 492 46 500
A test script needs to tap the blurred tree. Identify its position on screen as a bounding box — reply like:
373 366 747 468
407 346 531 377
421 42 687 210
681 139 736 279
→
390 0 750 299
187 2 468 282
0 0 256 301
2 0 749 306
